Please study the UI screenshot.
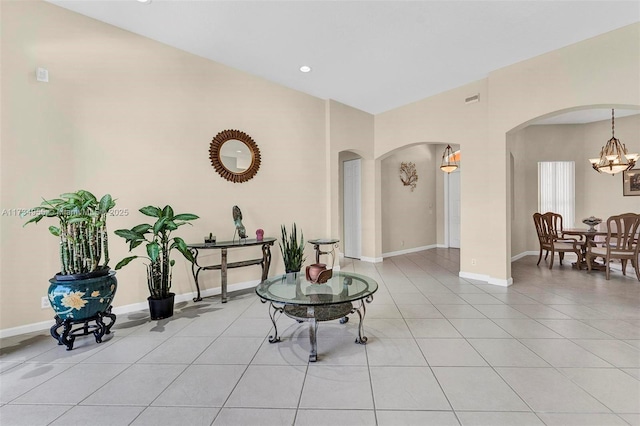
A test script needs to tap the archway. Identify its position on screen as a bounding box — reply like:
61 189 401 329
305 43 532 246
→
507 105 640 263
378 142 462 260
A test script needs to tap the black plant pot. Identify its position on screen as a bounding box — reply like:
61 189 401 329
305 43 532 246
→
148 293 175 320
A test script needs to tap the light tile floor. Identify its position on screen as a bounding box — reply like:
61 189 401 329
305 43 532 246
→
1 249 639 426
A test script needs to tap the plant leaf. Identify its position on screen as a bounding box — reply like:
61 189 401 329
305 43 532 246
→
153 217 167 234
162 205 174 220
173 213 199 221
59 192 82 201
99 194 113 214
130 239 144 250
139 206 161 218
132 224 152 234
146 242 160 263
22 214 44 226
115 256 138 270
114 229 144 241
48 226 60 236
78 189 97 202
174 237 195 263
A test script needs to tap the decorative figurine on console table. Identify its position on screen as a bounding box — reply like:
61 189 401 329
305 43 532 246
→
232 205 247 242
256 228 264 241
204 233 216 245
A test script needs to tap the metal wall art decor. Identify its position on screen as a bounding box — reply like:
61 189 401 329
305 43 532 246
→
400 161 418 191
232 205 247 241
210 129 261 183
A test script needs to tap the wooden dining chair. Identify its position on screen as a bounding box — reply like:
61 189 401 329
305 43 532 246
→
586 212 640 281
533 212 584 269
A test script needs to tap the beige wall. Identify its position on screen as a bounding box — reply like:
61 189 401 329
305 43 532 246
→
381 144 437 253
0 1 330 330
510 115 640 257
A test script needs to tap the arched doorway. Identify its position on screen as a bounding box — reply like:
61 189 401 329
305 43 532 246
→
507 106 640 262
378 142 461 258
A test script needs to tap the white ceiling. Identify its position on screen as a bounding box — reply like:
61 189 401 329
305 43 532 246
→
48 1 640 120
533 108 640 125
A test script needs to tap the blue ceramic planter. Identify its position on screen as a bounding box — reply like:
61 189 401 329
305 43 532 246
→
48 269 117 321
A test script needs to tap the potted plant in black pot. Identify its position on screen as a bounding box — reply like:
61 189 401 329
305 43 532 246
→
279 223 306 283
114 205 198 320
22 189 118 349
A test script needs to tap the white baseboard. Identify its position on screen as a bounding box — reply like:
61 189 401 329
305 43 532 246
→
512 251 538 262
360 256 383 263
0 320 55 340
0 279 261 339
382 244 437 258
459 271 513 287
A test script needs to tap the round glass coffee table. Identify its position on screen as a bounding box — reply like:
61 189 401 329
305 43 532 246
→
255 271 378 362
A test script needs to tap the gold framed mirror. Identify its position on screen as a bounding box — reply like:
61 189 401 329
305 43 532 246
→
209 129 261 183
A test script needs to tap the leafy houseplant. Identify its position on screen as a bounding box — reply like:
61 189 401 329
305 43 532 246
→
279 223 306 273
23 190 116 277
114 205 198 319
22 190 118 350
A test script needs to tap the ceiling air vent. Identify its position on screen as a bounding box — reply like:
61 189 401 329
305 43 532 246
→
465 94 480 104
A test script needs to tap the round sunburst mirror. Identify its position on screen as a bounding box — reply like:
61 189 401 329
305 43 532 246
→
209 129 261 183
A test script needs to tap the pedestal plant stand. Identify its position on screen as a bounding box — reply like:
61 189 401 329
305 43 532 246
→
48 269 117 350
22 190 118 350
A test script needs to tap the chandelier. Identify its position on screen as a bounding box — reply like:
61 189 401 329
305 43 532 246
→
589 109 638 175
440 144 459 173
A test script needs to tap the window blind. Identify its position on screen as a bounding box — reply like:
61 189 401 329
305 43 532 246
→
538 161 575 228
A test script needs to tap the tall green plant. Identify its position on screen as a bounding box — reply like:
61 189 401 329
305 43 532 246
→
22 190 115 275
279 223 305 273
114 205 198 299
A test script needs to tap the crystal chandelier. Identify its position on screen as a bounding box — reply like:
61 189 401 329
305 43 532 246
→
589 109 638 175
440 145 459 173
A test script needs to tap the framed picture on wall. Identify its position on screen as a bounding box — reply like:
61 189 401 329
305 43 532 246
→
622 168 640 196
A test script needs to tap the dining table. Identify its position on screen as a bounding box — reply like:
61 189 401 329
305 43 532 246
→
563 228 608 270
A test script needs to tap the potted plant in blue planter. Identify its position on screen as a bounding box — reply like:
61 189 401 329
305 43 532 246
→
22 190 118 350
114 205 198 320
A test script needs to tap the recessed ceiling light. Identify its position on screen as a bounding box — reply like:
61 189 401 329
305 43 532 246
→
137 0 152 4
299 65 312 73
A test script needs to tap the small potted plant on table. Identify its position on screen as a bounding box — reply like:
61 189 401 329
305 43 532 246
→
280 223 306 283
115 205 198 320
22 190 118 350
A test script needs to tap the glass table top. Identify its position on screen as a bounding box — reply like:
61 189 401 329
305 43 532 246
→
256 271 378 306
308 238 339 245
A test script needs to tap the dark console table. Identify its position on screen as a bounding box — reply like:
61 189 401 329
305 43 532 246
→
188 238 276 303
